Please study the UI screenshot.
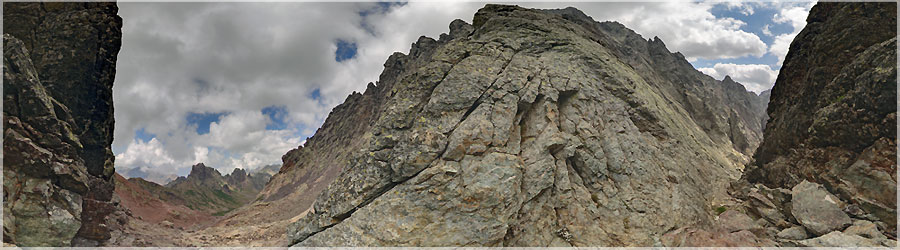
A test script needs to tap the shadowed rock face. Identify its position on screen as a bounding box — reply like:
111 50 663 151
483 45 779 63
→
267 5 767 247
749 2 897 234
3 2 122 246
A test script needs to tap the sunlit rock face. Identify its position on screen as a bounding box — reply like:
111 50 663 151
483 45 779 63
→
273 4 767 246
3 2 122 246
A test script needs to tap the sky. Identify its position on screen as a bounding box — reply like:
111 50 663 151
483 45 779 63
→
113 0 815 180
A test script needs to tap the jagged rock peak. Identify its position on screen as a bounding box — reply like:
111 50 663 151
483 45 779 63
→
230 168 247 177
188 163 222 180
281 4 768 247
227 168 248 183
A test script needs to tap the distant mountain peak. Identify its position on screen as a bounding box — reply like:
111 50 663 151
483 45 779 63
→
188 163 221 181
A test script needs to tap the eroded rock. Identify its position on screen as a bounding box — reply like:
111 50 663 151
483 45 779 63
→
776 226 809 241
3 2 122 246
283 4 769 247
749 2 897 236
798 231 892 247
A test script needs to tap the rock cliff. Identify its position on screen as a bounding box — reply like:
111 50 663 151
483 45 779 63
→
748 2 897 236
256 5 769 246
3 2 122 246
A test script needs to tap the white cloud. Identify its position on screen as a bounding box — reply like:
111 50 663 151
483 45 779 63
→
526 2 768 61
112 2 805 180
768 2 815 66
762 24 773 36
722 0 755 16
113 2 483 178
698 63 779 93
115 138 180 172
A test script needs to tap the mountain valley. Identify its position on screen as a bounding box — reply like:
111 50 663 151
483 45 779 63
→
2 1 896 247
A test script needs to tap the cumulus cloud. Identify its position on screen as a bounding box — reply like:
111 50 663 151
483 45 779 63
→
114 2 372 176
698 63 778 93
113 2 484 178
762 24 773 36
531 2 768 61
113 2 806 180
721 0 755 15
768 2 815 66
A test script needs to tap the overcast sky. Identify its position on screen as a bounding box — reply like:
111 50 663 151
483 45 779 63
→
113 1 815 180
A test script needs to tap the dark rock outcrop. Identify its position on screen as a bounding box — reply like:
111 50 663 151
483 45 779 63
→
3 2 122 246
748 2 897 236
257 5 769 246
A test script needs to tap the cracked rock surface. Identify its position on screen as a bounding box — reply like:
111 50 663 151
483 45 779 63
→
275 5 768 246
3 2 122 246
748 2 897 236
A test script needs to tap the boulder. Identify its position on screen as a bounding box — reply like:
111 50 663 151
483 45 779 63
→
790 181 851 236
749 2 897 235
798 231 891 247
717 210 763 234
776 226 809 240
843 220 887 241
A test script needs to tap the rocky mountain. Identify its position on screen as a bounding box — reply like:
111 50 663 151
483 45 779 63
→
756 89 772 129
3 2 122 246
161 163 270 215
203 4 767 246
5 1 890 248
107 163 276 246
747 1 896 240
113 174 213 230
662 2 898 248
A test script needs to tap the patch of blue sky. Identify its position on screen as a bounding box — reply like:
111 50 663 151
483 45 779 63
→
709 4 794 45
359 1 406 17
358 2 408 35
692 3 795 72
135 127 156 142
310 88 323 102
262 105 289 130
335 40 357 62
186 112 229 135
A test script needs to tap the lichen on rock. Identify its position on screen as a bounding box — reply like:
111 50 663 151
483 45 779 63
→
281 4 769 247
3 2 122 246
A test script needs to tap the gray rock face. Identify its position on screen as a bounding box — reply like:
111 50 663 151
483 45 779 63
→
843 220 889 241
798 231 892 247
749 2 896 234
744 184 792 228
717 210 762 234
777 226 808 240
790 181 851 236
3 2 122 246
281 5 768 247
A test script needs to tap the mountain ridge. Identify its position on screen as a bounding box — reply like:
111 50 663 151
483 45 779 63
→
747 1 897 237
241 4 772 246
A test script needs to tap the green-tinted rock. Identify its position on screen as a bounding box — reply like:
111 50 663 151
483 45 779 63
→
284 5 769 247
3 2 122 246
